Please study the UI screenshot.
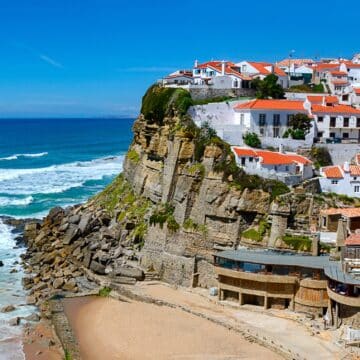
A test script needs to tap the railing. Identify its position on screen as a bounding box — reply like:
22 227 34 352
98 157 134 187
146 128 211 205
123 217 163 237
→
327 287 360 307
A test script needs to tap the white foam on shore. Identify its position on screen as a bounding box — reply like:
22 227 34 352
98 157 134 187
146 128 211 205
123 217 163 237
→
0 196 34 207
0 155 124 196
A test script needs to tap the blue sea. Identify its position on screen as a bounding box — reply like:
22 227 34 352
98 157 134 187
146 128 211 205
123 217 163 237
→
0 117 134 357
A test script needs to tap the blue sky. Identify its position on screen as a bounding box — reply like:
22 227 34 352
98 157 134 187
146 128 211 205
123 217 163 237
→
0 0 359 117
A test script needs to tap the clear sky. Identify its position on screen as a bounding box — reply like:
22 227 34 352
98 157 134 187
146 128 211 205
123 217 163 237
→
0 0 359 118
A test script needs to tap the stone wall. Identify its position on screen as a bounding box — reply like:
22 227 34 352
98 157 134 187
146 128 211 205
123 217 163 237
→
189 87 255 101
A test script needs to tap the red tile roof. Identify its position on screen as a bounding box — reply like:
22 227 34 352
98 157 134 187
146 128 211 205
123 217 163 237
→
232 147 312 166
195 61 249 80
234 99 306 111
322 165 343 179
345 233 360 246
314 63 339 72
320 207 360 218
277 58 314 67
343 61 360 69
312 104 360 114
331 71 348 76
247 62 286 77
332 80 349 85
307 95 338 104
350 165 360 176
354 88 360 95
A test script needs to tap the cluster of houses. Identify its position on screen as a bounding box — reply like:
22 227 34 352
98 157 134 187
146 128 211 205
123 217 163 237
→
160 53 360 198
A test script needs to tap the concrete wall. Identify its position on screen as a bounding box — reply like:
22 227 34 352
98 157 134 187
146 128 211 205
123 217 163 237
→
318 143 360 165
189 87 255 100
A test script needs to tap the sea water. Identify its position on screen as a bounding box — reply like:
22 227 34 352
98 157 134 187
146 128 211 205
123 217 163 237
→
0 117 134 356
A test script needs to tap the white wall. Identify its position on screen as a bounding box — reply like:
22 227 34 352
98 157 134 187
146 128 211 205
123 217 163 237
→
319 172 360 197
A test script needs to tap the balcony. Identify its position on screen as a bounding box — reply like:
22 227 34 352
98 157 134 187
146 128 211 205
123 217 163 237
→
327 287 360 307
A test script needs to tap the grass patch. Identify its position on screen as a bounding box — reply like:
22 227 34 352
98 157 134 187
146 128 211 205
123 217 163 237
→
149 203 180 233
183 218 208 236
64 350 72 360
186 163 205 178
127 149 140 164
282 234 312 251
242 220 270 242
98 287 112 297
288 83 325 93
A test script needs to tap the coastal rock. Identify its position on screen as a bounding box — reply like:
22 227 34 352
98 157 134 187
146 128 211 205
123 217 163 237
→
62 279 77 292
89 260 106 275
113 266 144 280
0 260 3 267
1 305 16 313
9 317 20 326
52 278 64 289
63 225 80 245
78 214 92 234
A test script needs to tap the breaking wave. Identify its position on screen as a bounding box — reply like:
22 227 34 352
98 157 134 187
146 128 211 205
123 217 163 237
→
0 152 48 161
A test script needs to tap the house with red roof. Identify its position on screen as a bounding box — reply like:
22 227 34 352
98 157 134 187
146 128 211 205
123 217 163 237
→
320 156 360 198
192 60 251 89
232 146 313 185
161 70 193 87
233 99 314 145
235 61 289 88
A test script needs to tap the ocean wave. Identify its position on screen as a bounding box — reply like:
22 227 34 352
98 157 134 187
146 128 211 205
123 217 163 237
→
0 152 48 161
0 196 34 207
0 155 124 196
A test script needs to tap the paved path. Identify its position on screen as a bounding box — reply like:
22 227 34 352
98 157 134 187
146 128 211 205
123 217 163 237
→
134 282 345 360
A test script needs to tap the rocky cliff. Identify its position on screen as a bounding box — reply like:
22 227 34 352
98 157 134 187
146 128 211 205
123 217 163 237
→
23 85 340 306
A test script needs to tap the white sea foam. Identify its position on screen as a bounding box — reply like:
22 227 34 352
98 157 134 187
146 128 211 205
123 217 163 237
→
0 155 124 196
0 152 48 161
0 196 34 207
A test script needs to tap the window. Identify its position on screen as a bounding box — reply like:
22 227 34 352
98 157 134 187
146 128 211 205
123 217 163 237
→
331 180 338 185
355 186 360 193
344 118 349 127
318 116 323 123
242 65 246 72
330 117 336 127
285 166 289 171
259 114 266 126
274 166 278 171
317 131 323 138
354 177 357 180
357 118 360 127
287 114 293 126
322 217 327 227
249 157 253 162
273 114 280 126
343 133 349 139
240 113 244 124
330 132 335 138
260 127 265 136
273 127 280 137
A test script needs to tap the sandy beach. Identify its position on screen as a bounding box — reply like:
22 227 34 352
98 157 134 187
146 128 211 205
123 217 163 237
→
63 296 281 360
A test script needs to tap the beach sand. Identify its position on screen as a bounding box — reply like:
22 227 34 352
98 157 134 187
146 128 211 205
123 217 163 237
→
63 296 281 360
23 320 63 360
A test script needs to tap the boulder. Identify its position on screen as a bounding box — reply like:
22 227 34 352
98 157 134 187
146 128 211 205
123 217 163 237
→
63 225 80 245
52 278 64 289
62 279 77 292
24 313 40 322
26 296 36 305
113 266 144 280
89 261 106 275
69 214 81 224
78 214 92 234
9 317 20 326
0 260 3 267
1 305 16 313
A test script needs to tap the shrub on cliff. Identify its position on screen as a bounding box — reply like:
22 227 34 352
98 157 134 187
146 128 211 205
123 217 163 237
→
141 84 193 124
243 132 261 148
310 146 332 169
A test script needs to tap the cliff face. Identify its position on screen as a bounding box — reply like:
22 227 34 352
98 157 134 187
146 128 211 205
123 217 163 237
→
122 108 272 287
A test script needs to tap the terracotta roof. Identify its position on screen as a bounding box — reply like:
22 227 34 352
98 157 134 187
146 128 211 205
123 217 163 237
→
322 165 343 178
277 58 314 67
354 88 360 95
343 61 360 69
345 233 360 246
320 207 360 218
247 62 286 77
350 165 360 176
232 147 312 166
195 61 248 80
330 71 348 76
312 104 360 114
307 95 338 104
314 63 339 72
234 99 306 111
232 148 257 157
332 80 348 85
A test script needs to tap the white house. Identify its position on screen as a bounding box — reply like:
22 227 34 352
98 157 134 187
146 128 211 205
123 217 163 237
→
192 60 251 89
232 147 313 185
311 100 360 142
233 98 313 138
235 61 289 88
161 70 193 87
320 158 360 197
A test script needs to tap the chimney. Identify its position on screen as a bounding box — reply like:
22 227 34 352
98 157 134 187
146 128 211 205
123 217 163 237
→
312 235 320 256
194 59 198 68
344 161 350 172
322 96 326 106
336 218 348 249
279 144 284 153
221 60 226 76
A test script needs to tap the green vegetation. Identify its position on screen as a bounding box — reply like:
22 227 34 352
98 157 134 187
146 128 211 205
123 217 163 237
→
98 286 112 297
64 350 72 360
283 113 312 140
149 203 180 233
320 242 332 253
127 149 140 164
252 74 285 99
288 83 325 93
183 218 208 236
282 234 312 251
192 96 233 105
243 132 261 148
242 220 270 242
186 163 205 179
141 85 193 124
310 146 332 169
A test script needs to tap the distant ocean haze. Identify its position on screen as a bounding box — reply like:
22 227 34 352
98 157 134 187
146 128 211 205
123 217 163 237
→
0 117 134 218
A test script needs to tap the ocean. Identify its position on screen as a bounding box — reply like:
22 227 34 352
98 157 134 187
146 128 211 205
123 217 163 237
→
0 117 134 357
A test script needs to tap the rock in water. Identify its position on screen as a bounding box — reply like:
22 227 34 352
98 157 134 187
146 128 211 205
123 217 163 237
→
1 305 16 313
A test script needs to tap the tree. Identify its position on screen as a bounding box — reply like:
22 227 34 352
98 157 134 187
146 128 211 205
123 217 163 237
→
251 74 285 99
243 132 261 148
284 113 312 140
